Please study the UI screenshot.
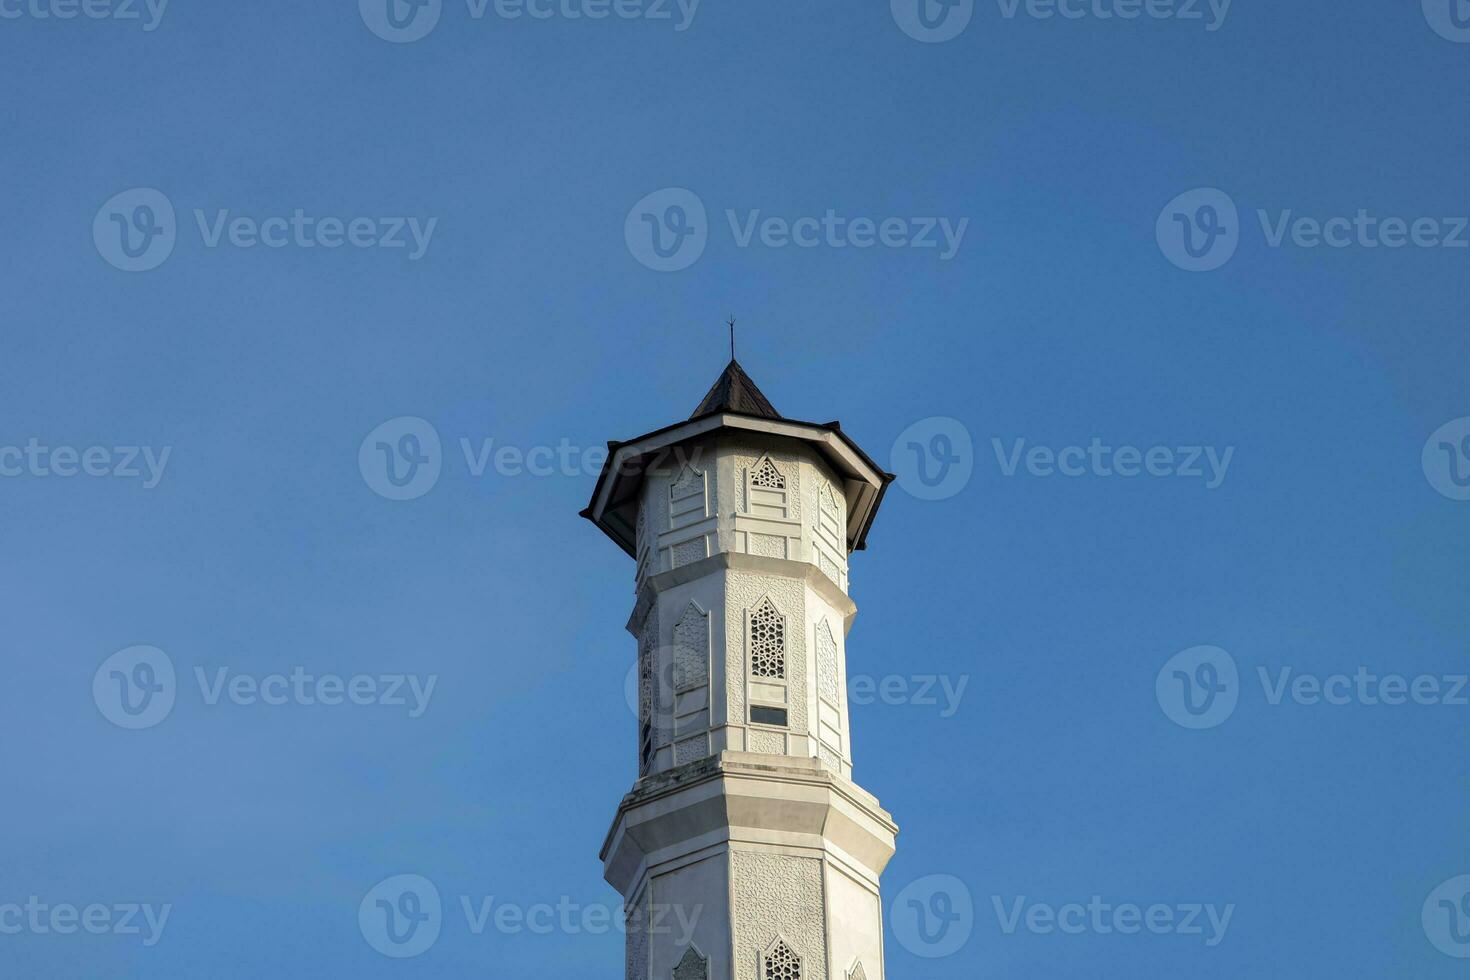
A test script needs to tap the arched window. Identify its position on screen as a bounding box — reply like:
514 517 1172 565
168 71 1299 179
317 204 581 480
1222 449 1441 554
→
638 630 654 775
673 946 708 980
763 940 801 980
752 456 786 489
750 598 786 679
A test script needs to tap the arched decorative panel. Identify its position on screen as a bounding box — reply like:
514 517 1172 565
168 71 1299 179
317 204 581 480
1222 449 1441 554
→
673 602 710 692
672 601 711 765
815 620 839 705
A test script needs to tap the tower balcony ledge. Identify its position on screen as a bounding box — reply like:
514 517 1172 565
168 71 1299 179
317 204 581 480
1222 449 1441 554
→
624 551 859 637
601 751 898 898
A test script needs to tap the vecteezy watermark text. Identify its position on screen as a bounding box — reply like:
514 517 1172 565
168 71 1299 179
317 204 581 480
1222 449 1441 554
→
194 667 436 718
889 418 1234 500
459 895 697 940
92 646 438 729
993 895 1234 946
0 898 171 947
624 188 968 272
358 874 701 958
0 0 167 30
625 659 970 722
850 674 970 718
0 440 170 488
1256 210 1470 251
194 210 436 258
890 0 1230 44
726 210 968 260
1157 645 1470 730
93 188 437 272
358 0 698 43
992 438 1233 488
1257 666 1469 708
1158 187 1470 272
995 0 1230 28
358 415 705 501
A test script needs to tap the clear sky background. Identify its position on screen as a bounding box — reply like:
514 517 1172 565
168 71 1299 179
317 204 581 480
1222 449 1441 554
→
3 1 1469 977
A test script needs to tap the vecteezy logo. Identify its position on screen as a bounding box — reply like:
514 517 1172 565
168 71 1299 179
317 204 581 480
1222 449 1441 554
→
1156 645 1239 730
92 645 176 730
624 188 708 272
890 417 974 501
1156 188 1239 272
623 649 678 727
624 657 641 718
93 188 177 272
359 0 442 42
891 0 974 42
1422 417 1470 501
1423 0 1470 42
890 874 974 958
359 874 442 958
1423 875 1470 958
359 417 442 500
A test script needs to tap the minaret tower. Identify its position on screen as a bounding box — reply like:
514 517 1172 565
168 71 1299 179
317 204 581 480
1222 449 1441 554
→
582 358 899 980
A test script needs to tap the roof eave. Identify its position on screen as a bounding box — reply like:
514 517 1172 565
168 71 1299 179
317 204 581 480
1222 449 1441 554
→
582 412 891 558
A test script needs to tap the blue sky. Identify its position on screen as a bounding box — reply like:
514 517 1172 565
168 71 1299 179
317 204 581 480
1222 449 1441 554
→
2 1 1469 977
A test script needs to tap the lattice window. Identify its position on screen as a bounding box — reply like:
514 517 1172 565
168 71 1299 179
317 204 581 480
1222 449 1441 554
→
750 598 786 679
752 457 786 490
638 637 654 774
639 638 653 726
637 610 658 774
673 946 708 980
816 620 839 704
847 963 867 980
763 940 800 980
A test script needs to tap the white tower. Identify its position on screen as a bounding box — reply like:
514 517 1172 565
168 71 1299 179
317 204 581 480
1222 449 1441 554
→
583 360 899 980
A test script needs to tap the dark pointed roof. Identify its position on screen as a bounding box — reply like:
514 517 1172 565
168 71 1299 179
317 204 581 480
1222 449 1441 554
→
690 359 782 420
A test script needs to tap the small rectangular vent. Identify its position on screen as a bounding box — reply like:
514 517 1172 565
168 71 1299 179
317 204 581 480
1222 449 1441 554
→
749 705 788 727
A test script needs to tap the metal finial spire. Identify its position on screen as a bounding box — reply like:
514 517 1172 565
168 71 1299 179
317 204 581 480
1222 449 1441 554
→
727 316 736 361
